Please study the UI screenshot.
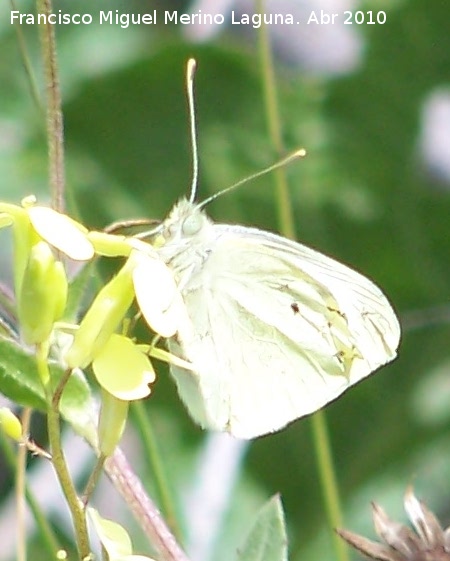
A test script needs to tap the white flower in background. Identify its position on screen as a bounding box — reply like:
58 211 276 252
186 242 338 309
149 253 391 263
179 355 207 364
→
184 0 364 76
419 88 450 185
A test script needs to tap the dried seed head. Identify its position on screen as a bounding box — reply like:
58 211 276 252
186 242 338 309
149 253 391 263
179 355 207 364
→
337 488 450 561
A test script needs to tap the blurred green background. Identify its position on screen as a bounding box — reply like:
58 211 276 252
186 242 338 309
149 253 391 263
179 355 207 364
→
1 0 450 560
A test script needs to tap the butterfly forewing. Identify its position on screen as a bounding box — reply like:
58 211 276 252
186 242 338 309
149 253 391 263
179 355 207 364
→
225 227 400 361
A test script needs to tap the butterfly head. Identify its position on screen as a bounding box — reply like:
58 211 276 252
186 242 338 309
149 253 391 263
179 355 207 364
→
158 198 213 249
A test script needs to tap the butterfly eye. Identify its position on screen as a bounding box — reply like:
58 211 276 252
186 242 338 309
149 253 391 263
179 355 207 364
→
182 214 203 236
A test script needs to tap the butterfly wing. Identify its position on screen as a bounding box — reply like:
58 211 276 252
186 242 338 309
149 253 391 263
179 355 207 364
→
224 226 401 374
167 225 400 439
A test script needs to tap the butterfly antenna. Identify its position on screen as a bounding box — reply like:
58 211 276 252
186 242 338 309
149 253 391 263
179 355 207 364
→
186 59 199 203
199 148 307 209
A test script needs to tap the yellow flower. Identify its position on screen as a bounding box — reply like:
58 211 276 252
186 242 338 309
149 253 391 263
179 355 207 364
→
65 237 185 372
0 197 94 276
0 407 23 441
26 204 94 261
64 236 188 404
65 260 135 369
0 198 94 332
130 245 187 338
92 334 155 401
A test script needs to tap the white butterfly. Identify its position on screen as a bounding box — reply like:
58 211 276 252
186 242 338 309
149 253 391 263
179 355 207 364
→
154 197 400 439
142 60 400 439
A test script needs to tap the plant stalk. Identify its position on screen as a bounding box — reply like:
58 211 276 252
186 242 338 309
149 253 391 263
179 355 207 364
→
255 2 349 560
36 0 65 212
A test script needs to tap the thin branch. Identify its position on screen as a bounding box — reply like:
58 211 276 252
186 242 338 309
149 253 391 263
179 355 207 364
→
10 0 44 116
0 430 61 556
52 368 73 409
105 448 192 561
36 0 65 212
16 408 32 561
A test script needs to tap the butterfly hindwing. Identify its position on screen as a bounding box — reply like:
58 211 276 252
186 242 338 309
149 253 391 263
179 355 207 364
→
166 222 400 438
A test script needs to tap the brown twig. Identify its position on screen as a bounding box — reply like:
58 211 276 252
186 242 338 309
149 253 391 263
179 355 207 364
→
105 448 192 561
36 0 65 212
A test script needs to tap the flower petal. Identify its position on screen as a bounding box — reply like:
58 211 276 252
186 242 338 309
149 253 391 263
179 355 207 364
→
93 334 155 401
28 206 94 261
132 251 186 338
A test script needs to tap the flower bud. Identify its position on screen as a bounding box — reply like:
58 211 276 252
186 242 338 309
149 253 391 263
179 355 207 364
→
18 241 68 345
0 407 23 441
52 261 69 321
97 389 129 457
65 263 135 369
9 206 36 300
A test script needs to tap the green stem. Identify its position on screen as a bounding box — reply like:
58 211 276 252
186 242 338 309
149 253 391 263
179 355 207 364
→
0 431 61 557
76 428 190 561
255 3 349 561
16 408 31 561
82 454 107 506
36 341 50 386
37 348 91 559
10 0 44 116
36 0 65 212
47 407 91 559
52 368 72 407
310 412 349 561
256 0 296 240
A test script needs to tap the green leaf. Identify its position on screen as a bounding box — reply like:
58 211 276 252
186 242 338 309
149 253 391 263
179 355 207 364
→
88 507 157 561
0 336 96 441
235 495 289 561
88 506 133 557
